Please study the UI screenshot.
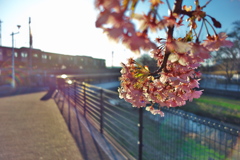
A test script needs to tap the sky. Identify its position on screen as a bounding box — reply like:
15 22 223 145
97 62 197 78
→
0 0 240 67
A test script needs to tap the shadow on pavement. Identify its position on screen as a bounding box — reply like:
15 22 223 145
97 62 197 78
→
40 88 56 101
52 90 122 160
0 86 48 98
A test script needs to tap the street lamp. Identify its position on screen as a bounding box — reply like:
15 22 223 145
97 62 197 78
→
10 25 21 88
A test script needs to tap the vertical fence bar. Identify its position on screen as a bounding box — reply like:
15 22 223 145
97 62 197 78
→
83 83 86 117
61 79 65 95
138 107 143 160
67 82 71 132
99 88 104 134
74 80 77 108
224 129 228 158
67 83 70 104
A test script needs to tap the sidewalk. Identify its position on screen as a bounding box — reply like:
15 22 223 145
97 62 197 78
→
0 91 83 160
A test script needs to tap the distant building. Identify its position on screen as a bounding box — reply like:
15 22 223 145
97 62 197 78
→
0 46 106 71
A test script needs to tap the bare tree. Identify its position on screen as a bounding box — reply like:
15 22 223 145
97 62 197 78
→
212 21 240 82
135 54 158 72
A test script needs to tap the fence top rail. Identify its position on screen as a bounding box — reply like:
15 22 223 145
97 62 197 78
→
74 81 119 95
101 88 118 95
62 80 119 97
56 73 120 79
82 82 119 96
162 107 240 135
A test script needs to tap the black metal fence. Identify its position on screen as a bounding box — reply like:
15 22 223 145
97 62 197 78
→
56 77 240 160
200 75 240 91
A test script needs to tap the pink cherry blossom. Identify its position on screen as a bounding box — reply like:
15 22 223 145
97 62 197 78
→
95 0 233 116
166 40 191 53
95 0 120 10
188 90 203 102
203 32 233 51
159 14 179 28
122 32 157 53
190 43 211 59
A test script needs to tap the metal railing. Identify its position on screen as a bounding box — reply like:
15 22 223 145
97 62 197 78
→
56 77 240 160
200 76 240 92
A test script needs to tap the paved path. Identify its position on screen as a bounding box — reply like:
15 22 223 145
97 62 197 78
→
0 91 83 160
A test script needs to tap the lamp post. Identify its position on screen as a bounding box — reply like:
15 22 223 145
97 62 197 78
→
10 25 21 88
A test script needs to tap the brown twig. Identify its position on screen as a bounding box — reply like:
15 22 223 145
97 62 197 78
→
150 0 184 76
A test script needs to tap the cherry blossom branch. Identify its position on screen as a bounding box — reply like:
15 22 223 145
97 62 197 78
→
204 18 218 35
95 0 234 115
179 10 194 17
196 21 204 42
155 10 168 34
151 0 183 76
166 0 172 13
203 19 211 36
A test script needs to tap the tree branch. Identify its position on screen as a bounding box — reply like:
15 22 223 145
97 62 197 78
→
151 0 183 75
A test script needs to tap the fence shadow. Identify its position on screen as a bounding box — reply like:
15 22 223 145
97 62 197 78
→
52 90 124 160
0 86 48 98
40 88 56 101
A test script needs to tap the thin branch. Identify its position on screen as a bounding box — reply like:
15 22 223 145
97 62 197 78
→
203 19 211 36
201 0 212 9
151 0 183 75
196 21 204 42
155 11 168 34
166 0 172 13
204 18 218 35
180 10 194 17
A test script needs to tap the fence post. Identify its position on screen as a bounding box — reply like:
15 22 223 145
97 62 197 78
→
74 81 77 108
138 107 143 160
67 82 71 132
63 83 70 99
100 88 104 134
67 83 70 101
83 83 86 117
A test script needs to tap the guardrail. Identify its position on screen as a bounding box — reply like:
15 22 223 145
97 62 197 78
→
55 77 240 160
200 76 240 91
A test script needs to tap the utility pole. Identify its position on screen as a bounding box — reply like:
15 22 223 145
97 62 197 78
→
0 20 2 46
29 17 32 70
29 17 33 86
11 25 21 88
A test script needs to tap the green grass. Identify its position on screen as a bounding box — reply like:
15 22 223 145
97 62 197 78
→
181 138 225 160
180 94 240 125
142 119 227 160
195 95 240 110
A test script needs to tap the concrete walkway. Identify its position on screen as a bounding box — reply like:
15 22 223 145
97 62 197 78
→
0 91 83 160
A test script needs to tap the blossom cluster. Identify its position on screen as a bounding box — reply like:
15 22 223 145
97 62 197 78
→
95 0 233 115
